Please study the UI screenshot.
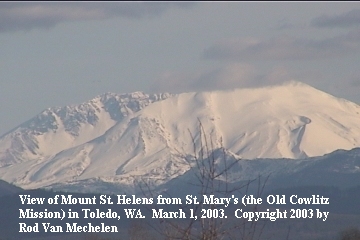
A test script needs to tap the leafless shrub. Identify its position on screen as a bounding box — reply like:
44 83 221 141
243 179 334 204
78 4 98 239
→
128 219 156 240
142 120 269 240
339 227 360 240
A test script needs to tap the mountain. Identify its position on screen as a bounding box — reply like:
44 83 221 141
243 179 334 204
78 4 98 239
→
0 179 23 197
0 81 360 192
42 146 360 195
0 91 171 167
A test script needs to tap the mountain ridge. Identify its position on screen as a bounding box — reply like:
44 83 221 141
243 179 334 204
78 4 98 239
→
0 91 172 166
1 81 360 191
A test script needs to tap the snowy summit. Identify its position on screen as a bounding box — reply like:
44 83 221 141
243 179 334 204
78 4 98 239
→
0 81 360 191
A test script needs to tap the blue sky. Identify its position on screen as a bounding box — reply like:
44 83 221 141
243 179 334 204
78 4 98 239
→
1 2 360 136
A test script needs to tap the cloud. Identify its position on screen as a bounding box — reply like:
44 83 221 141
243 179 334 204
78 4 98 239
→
151 64 292 93
311 9 360 28
203 30 360 61
151 64 360 105
0 2 193 32
275 18 306 30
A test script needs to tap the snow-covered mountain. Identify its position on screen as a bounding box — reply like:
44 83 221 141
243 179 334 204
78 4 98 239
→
43 147 360 195
0 91 171 167
1 81 360 192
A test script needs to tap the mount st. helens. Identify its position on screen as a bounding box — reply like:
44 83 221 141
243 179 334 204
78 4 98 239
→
0 81 360 191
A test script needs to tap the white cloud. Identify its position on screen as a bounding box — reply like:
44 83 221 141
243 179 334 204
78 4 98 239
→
151 64 292 93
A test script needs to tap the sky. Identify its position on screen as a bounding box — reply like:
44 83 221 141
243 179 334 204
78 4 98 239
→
1 2 360 136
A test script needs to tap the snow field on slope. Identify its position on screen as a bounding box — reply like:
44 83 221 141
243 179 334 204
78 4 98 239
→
1 81 360 190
